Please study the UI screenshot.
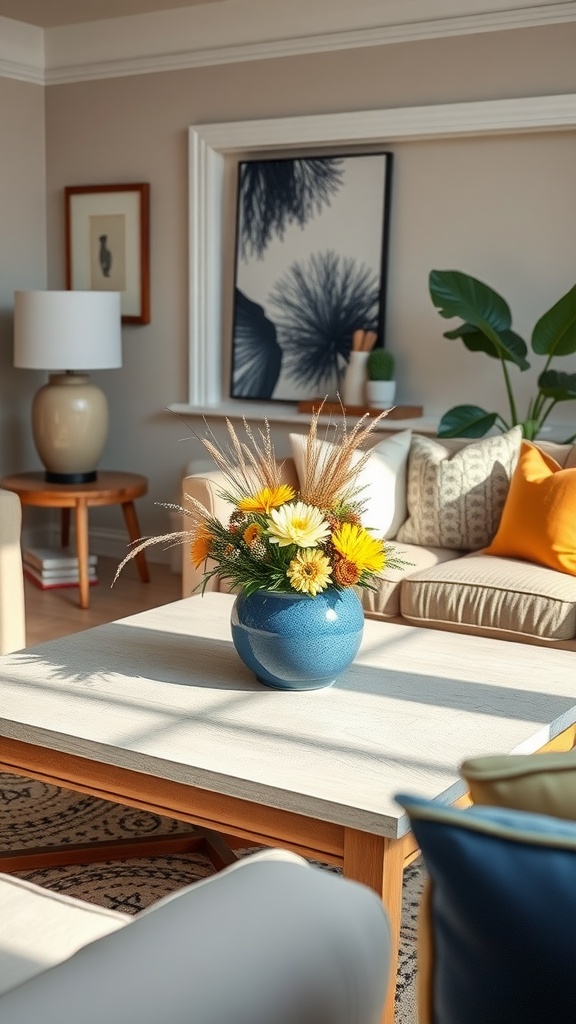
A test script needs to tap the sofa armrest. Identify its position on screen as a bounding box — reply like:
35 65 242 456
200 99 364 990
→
181 470 236 597
181 458 298 598
0 489 26 653
0 850 391 1024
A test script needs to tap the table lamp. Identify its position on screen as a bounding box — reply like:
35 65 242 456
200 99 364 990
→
13 290 122 484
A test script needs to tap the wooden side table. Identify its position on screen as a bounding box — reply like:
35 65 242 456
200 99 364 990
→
0 471 150 610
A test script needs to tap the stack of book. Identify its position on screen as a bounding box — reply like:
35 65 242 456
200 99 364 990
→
23 547 99 590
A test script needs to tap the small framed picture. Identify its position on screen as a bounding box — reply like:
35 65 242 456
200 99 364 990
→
65 183 150 324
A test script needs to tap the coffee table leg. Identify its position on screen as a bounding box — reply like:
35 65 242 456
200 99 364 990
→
75 500 90 610
121 501 150 583
343 828 405 1024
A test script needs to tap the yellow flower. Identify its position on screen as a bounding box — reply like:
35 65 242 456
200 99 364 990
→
267 501 331 548
191 526 213 568
238 484 295 515
287 549 332 596
243 522 262 546
331 522 385 574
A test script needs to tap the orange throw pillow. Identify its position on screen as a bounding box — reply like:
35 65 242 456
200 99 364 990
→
484 441 576 576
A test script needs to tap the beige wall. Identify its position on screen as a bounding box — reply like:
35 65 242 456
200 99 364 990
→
0 76 46 475
4 22 576 554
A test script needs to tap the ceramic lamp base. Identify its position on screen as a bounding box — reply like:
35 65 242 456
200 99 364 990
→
32 373 108 482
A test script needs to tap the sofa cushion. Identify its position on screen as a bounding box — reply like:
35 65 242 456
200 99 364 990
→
0 873 128 995
460 750 576 820
361 543 462 618
397 793 576 1024
484 441 576 576
396 427 522 551
289 429 412 539
535 440 576 468
400 551 576 641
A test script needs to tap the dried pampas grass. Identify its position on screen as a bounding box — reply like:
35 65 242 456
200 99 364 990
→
297 399 390 509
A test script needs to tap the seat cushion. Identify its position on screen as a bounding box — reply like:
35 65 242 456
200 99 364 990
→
0 873 128 995
396 427 522 550
484 441 576 575
398 794 576 1024
400 551 576 641
361 543 462 618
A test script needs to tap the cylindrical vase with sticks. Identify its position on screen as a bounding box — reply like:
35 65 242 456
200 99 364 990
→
341 329 378 407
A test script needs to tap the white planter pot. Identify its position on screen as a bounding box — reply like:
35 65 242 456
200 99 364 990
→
366 380 396 408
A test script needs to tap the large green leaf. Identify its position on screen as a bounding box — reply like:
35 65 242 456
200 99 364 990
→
537 369 576 400
532 284 576 357
444 322 529 369
429 270 528 367
437 405 499 438
429 270 512 330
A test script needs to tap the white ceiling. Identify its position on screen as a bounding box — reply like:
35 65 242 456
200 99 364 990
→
2 0 575 29
0 0 223 27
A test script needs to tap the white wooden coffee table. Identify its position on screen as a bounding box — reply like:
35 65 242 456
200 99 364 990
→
1 592 575 1024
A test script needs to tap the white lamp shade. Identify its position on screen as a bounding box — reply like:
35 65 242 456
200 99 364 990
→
14 290 122 370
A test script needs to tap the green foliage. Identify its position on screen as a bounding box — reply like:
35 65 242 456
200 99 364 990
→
367 347 395 381
429 269 576 442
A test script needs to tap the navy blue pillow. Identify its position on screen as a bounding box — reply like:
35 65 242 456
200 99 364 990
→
397 794 576 1024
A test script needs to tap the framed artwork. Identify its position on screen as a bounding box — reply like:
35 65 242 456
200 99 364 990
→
65 183 150 324
230 151 393 402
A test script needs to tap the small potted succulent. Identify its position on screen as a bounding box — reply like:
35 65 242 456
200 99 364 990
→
366 348 396 408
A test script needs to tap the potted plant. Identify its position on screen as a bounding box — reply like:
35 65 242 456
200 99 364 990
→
366 348 396 408
114 406 408 690
429 269 576 440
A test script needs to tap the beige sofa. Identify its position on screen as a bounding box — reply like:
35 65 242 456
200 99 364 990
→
182 433 576 652
0 488 26 654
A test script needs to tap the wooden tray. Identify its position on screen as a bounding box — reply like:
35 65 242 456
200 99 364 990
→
297 400 423 419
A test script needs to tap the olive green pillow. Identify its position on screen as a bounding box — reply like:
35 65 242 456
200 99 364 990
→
461 749 576 820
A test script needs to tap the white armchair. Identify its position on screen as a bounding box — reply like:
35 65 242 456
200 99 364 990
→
0 488 26 654
0 849 391 1024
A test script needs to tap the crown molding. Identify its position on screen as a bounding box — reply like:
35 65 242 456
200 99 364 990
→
2 1 576 85
0 17 43 84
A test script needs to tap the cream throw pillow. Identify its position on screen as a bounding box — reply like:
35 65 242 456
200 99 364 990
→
289 429 411 539
395 426 522 550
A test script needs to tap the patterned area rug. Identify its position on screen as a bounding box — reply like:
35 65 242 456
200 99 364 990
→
0 771 422 1021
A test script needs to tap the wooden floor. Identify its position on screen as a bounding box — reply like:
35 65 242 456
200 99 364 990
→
23 555 183 648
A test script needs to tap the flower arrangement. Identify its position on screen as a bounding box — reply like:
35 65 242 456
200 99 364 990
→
115 406 408 597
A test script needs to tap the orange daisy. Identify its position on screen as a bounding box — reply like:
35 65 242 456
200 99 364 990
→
191 526 213 567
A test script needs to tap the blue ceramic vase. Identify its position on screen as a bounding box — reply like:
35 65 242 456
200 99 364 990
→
230 587 364 690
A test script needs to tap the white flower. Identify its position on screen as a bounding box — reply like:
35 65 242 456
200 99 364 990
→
267 501 331 548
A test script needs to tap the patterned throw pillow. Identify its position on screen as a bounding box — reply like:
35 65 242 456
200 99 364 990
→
396 427 522 550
